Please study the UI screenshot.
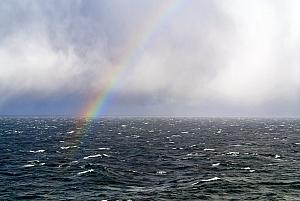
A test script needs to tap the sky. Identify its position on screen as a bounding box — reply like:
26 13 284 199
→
0 0 300 117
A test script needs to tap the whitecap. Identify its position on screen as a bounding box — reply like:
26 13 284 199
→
227 152 239 156
201 177 221 182
203 148 215 151
77 169 94 175
181 131 188 134
156 170 167 175
61 146 77 150
27 160 39 163
67 131 75 134
102 154 110 157
98 147 110 150
212 163 220 167
23 164 35 168
83 154 102 160
29 150 45 153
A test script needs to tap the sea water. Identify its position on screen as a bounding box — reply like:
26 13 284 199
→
0 117 299 200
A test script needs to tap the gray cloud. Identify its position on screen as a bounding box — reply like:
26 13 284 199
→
0 0 299 116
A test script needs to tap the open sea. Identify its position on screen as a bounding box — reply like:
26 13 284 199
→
0 117 299 200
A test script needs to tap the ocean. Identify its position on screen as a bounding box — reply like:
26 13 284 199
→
0 117 299 200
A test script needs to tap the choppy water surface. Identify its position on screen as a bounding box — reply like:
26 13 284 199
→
0 117 299 200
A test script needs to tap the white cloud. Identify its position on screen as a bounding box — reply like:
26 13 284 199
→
0 28 81 96
209 0 300 104
125 0 300 107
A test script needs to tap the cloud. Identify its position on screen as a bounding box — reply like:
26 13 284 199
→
210 0 300 105
0 0 115 100
0 0 299 116
123 0 300 109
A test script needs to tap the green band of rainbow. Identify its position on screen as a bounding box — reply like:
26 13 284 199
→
80 0 182 118
62 1 183 153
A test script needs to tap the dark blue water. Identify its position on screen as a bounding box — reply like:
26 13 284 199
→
0 117 299 200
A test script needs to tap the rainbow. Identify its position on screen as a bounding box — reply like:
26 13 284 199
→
80 0 182 118
62 1 182 150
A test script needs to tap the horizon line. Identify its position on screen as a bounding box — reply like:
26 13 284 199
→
0 114 299 119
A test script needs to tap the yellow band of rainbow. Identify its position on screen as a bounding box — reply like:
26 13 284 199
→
80 0 182 119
